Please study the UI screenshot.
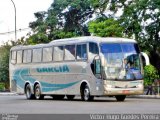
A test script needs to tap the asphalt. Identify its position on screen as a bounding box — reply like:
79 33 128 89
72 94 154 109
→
0 92 160 99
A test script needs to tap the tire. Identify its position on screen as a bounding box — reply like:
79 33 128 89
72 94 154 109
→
81 84 94 101
25 84 35 100
115 95 126 101
52 95 65 100
66 95 75 100
34 84 44 100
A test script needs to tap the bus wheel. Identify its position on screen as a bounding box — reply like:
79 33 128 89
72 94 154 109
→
25 84 35 100
115 95 126 101
66 95 75 100
52 95 65 100
81 85 94 101
34 84 44 100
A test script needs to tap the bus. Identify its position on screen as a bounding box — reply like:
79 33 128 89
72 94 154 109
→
10 36 144 101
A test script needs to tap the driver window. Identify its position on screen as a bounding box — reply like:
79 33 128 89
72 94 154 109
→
89 42 99 74
89 42 99 56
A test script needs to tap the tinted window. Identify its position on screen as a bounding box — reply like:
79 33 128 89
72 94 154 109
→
17 50 23 64
89 43 99 54
76 44 87 60
65 45 75 60
11 51 17 64
101 43 123 64
43 47 53 62
32 48 42 62
121 43 140 53
54 46 64 61
23 49 32 63
101 43 122 53
11 51 16 60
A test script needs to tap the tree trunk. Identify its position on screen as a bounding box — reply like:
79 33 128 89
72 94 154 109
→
150 51 160 73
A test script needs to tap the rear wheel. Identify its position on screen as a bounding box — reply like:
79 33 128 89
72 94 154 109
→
115 95 126 101
81 84 94 101
66 95 75 100
34 84 44 100
25 84 35 100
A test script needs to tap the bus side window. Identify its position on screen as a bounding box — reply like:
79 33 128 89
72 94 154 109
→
43 47 53 62
53 46 64 62
32 48 42 63
76 44 87 60
89 42 99 73
17 50 23 64
23 49 32 63
65 45 76 61
11 51 17 64
89 42 99 55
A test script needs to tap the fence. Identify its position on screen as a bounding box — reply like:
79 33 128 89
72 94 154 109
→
145 80 160 95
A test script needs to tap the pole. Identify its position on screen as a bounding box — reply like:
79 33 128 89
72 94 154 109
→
158 82 159 95
10 0 17 41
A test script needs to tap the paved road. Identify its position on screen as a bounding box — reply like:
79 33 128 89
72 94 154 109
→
0 95 160 114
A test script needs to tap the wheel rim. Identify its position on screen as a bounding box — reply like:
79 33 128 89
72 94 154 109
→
26 87 31 98
84 88 89 101
35 87 40 99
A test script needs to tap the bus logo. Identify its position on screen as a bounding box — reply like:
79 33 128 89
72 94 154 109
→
37 65 70 73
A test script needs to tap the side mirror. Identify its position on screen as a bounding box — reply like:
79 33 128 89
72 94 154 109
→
140 52 150 66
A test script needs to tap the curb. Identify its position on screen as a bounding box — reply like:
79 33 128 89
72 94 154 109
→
128 95 160 99
0 92 18 96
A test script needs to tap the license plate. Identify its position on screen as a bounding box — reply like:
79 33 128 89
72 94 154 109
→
123 90 129 94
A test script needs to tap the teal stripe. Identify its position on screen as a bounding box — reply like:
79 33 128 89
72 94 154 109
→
13 68 79 92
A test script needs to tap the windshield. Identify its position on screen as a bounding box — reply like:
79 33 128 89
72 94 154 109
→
101 43 142 80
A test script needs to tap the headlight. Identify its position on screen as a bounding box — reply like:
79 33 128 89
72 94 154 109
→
106 84 113 88
137 84 143 88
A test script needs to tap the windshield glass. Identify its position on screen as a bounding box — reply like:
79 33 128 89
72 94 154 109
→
101 43 142 80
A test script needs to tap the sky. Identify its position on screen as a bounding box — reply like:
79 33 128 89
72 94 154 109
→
0 0 53 45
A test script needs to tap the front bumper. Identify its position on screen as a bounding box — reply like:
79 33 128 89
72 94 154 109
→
103 80 144 96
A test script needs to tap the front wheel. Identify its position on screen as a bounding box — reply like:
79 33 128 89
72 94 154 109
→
81 85 94 101
34 84 44 100
115 95 126 101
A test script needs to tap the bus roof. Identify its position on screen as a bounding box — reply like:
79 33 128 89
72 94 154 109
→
11 36 137 50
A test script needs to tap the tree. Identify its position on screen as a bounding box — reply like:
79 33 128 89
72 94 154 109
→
0 38 27 89
29 0 94 42
88 18 124 37
144 65 159 86
109 0 160 71
0 44 11 89
28 0 160 73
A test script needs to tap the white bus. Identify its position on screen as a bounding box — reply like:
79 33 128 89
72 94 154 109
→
10 36 144 101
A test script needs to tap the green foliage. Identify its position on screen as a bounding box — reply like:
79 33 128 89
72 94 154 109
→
27 32 49 45
28 0 94 43
110 0 160 70
144 65 159 86
88 18 123 37
0 38 26 89
90 0 109 17
50 30 79 39
0 44 11 89
0 83 5 91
